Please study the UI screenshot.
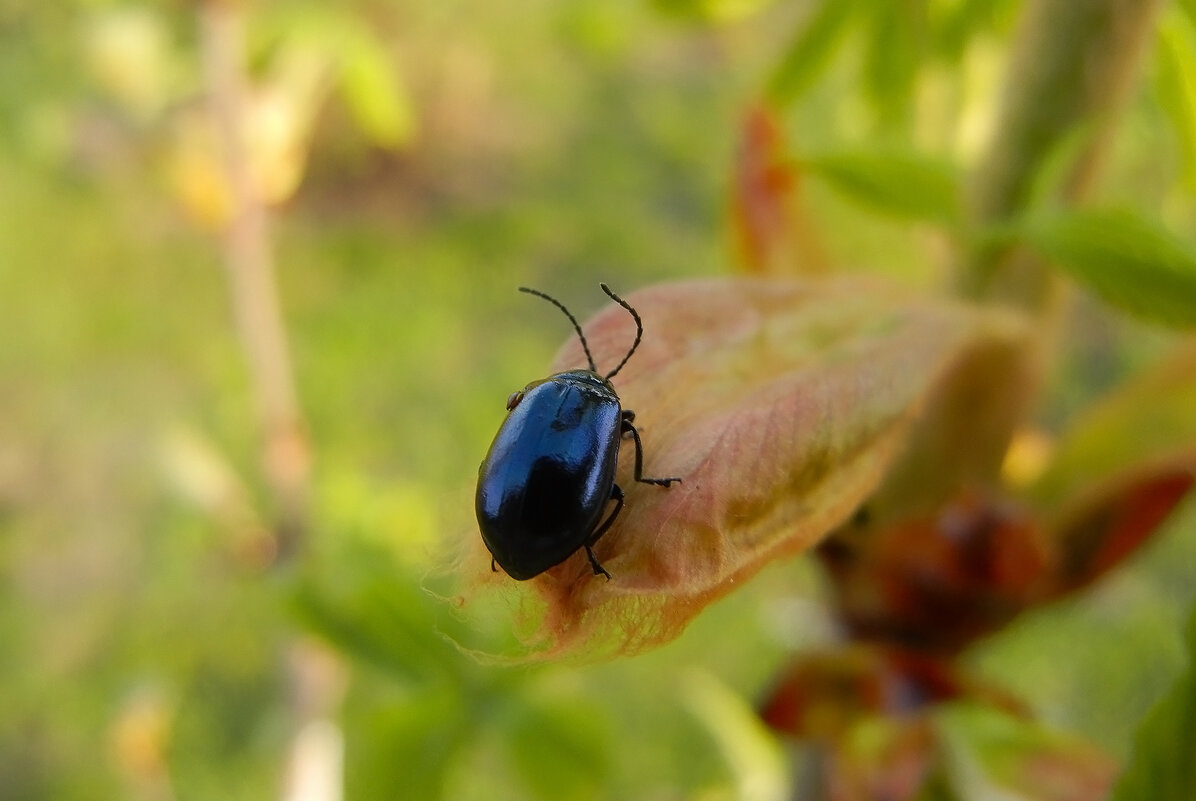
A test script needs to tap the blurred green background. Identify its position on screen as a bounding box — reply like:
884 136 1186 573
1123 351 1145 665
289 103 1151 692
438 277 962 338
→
2 1 1195 799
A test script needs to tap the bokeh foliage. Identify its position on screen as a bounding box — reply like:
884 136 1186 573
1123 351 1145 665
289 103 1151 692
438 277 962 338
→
2 0 1195 799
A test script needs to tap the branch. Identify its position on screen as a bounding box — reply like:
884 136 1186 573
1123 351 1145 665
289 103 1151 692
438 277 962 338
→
197 7 342 801
199 0 310 562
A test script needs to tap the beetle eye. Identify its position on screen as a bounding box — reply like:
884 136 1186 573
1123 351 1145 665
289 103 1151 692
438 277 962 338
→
505 391 523 410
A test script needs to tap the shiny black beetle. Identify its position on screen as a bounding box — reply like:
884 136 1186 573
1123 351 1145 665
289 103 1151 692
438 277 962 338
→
475 283 681 580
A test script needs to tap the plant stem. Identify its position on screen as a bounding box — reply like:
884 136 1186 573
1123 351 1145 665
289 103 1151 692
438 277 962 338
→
199 0 310 562
958 0 1165 310
198 6 342 801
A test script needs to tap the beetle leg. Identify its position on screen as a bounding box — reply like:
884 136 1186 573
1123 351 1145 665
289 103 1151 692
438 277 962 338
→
584 545 612 580
620 409 636 438
590 484 625 542
581 484 625 580
491 558 498 573
621 415 682 486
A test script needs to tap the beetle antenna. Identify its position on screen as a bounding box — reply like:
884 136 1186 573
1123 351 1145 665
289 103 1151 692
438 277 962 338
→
518 286 597 372
599 283 642 380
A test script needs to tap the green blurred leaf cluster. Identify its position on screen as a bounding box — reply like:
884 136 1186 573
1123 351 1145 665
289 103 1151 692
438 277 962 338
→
757 2 1196 334
1112 605 1196 801
802 149 962 225
1018 207 1196 328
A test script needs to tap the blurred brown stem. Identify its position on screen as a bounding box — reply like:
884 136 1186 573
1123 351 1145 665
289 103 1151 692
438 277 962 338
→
958 0 1165 311
198 6 341 801
199 0 310 562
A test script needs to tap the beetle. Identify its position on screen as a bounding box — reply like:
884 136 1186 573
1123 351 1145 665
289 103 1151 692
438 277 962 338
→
475 283 681 580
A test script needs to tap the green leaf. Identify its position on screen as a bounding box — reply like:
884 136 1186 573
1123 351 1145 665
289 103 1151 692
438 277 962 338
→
1020 207 1196 328
344 686 470 801
766 0 857 104
937 703 1116 799
337 30 415 148
931 0 1016 63
258 7 415 149
1025 342 1196 594
862 1 926 129
1179 0 1196 28
1155 11 1196 192
651 0 777 23
505 691 613 801
1111 604 1196 801
1028 340 1196 521
804 149 961 225
681 670 789 801
291 542 462 682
